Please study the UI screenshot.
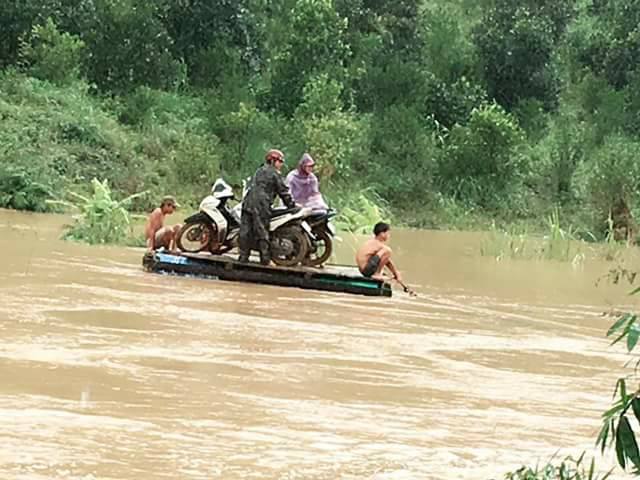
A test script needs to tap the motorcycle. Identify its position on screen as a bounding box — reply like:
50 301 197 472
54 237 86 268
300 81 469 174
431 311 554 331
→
302 208 337 267
175 179 313 267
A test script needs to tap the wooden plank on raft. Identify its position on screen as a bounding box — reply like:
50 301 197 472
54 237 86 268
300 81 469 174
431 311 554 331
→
142 251 393 297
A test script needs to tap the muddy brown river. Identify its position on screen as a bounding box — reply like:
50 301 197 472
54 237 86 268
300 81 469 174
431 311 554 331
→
0 209 635 479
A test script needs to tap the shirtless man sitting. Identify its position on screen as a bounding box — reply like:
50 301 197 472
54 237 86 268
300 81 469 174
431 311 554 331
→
145 196 182 252
355 222 402 282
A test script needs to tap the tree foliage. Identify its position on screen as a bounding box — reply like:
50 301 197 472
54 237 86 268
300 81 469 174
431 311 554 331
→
1 0 640 235
19 18 85 85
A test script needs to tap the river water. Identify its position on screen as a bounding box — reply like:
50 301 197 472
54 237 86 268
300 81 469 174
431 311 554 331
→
0 209 635 479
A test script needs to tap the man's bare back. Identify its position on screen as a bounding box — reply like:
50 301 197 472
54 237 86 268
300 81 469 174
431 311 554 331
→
145 197 181 251
145 208 164 245
355 223 401 282
355 238 386 272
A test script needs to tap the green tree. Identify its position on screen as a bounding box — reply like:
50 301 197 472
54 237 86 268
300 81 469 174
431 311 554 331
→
572 135 640 236
337 0 425 113
265 0 350 117
79 0 183 92
473 0 575 110
336 0 422 56
439 103 526 210
163 0 260 87
568 0 640 89
0 0 54 68
19 18 85 85
293 74 369 182
367 104 438 202
421 4 475 83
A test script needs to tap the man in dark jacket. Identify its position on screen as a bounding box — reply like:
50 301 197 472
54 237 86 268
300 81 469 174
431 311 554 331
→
238 148 296 265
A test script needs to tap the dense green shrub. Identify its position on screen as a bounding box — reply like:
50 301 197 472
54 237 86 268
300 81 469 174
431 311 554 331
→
573 135 640 236
80 0 184 92
367 104 438 202
0 163 54 212
293 74 369 182
19 18 85 85
211 101 288 183
265 0 350 116
439 103 527 210
473 1 570 110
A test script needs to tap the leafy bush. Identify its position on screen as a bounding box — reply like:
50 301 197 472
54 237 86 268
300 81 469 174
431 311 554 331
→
294 74 369 182
0 164 54 212
19 18 85 85
0 71 177 211
572 135 640 237
423 75 488 128
367 103 439 202
117 86 208 131
331 189 392 234
353 57 427 113
566 0 640 90
572 73 628 146
597 282 640 475
165 132 222 203
527 105 587 203
80 0 184 92
473 1 569 110
53 178 146 244
265 0 350 116
439 103 526 210
421 5 476 83
294 74 344 119
299 112 369 183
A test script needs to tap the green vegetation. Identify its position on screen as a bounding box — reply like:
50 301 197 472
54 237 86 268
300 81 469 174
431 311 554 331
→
333 190 389 235
50 178 146 245
491 266 640 479
597 297 640 476
1 0 640 240
501 453 610 480
523 268 640 479
480 209 587 264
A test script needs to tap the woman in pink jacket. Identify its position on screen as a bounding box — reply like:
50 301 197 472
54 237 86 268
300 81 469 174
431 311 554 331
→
285 153 328 211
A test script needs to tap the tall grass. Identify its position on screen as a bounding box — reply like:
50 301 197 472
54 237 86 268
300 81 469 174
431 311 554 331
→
501 453 610 480
540 208 582 262
480 208 586 264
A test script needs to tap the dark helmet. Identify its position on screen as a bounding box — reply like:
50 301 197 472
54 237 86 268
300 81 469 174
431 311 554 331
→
265 148 285 164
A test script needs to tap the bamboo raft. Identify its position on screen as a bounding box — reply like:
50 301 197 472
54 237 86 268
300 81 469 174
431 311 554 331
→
142 251 393 297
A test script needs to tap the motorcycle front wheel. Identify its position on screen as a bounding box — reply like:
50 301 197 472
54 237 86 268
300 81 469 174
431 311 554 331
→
304 229 333 267
271 226 309 267
176 221 214 253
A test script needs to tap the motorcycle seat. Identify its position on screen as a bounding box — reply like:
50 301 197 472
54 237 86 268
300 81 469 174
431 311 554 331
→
269 206 300 218
308 208 336 221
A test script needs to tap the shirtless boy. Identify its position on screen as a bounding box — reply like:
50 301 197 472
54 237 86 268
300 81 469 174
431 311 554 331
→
355 222 402 282
145 196 182 252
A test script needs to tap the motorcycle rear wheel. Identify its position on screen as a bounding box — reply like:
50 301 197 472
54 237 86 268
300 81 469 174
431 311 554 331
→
271 226 309 267
304 229 333 267
176 221 215 253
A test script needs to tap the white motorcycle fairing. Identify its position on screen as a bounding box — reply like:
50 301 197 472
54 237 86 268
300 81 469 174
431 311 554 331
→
199 196 228 244
269 207 313 231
